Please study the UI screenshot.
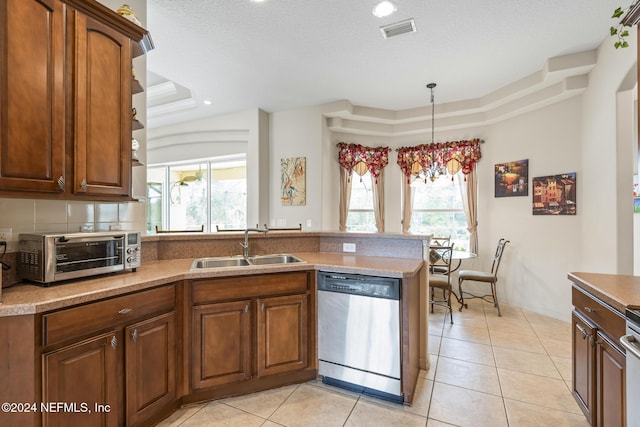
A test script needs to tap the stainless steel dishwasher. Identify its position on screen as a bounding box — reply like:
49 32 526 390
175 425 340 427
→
317 271 402 403
620 308 640 427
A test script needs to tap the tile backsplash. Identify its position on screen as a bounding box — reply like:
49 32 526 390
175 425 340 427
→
0 198 146 251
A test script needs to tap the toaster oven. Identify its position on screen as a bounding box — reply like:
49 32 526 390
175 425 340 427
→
17 231 141 286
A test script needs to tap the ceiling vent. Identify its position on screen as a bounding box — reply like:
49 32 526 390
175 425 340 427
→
380 18 416 39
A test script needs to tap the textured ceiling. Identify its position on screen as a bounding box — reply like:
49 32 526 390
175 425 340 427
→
146 0 623 127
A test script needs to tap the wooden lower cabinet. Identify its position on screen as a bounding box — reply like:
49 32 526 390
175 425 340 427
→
257 294 308 377
191 300 252 389
571 284 626 426
40 284 178 427
572 310 595 423
189 271 316 399
42 331 120 427
125 312 176 426
595 332 625 427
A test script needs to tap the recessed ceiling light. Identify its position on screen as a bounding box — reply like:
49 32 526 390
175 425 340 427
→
203 100 212 105
372 1 397 18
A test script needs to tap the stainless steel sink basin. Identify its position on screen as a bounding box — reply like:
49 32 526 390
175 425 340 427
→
191 257 250 269
247 254 305 265
191 254 305 269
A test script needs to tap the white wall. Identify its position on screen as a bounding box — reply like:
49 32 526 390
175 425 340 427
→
481 97 583 320
581 29 637 273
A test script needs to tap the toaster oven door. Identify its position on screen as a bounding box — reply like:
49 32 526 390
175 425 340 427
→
54 235 125 281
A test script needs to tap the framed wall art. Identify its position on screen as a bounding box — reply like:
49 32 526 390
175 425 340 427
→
495 159 528 197
532 172 576 215
281 157 306 206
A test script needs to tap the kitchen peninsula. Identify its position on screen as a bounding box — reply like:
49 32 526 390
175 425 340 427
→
0 231 429 427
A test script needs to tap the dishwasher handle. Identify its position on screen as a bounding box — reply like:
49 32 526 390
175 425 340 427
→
620 334 640 359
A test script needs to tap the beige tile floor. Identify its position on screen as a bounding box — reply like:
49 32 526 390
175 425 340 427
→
157 299 588 427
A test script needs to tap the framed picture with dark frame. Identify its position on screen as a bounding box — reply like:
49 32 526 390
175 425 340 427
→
495 159 528 197
532 172 577 215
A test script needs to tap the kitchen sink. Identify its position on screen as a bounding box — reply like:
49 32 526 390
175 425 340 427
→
247 254 305 265
191 257 250 269
191 254 305 270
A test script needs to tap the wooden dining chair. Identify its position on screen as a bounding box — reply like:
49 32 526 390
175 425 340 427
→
429 244 454 324
458 238 510 316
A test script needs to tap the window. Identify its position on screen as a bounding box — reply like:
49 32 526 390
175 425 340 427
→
146 156 246 233
410 174 470 251
346 170 376 232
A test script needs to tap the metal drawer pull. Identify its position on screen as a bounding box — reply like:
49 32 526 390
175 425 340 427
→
261 303 265 312
131 329 138 343
118 308 133 315
110 336 118 349
584 306 596 313
245 305 249 313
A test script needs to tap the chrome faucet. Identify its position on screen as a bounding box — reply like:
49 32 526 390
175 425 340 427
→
240 227 268 258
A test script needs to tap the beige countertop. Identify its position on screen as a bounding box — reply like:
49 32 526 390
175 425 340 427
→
568 272 640 313
0 252 423 316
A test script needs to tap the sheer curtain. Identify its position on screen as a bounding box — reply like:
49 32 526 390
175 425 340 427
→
401 178 413 233
371 170 385 232
458 167 479 253
338 167 352 231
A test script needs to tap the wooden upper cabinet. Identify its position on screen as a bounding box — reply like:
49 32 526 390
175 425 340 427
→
71 9 132 197
0 0 66 193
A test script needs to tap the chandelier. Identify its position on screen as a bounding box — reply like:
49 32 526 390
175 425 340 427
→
396 83 482 183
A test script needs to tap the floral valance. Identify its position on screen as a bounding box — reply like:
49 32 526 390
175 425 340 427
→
337 142 389 181
397 139 482 183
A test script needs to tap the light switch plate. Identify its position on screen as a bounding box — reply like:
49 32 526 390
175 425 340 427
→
343 243 356 253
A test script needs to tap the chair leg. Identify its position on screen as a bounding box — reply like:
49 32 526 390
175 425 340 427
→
430 287 434 313
446 289 453 324
491 281 502 317
457 277 466 311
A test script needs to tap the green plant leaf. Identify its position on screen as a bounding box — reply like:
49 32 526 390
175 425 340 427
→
612 7 624 18
621 30 630 37
611 26 619 35
615 41 622 49
622 41 629 48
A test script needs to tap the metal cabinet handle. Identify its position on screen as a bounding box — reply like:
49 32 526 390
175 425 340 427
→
245 304 249 313
80 179 87 192
110 335 118 349
584 306 596 313
576 323 595 347
261 303 265 312
57 176 65 191
576 323 589 340
118 308 132 315
131 329 138 343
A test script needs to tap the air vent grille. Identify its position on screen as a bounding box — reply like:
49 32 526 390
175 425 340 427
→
380 18 416 39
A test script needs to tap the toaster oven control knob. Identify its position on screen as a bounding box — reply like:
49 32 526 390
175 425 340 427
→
127 256 134 263
127 248 134 254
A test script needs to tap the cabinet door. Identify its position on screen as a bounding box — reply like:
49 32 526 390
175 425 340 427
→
572 310 595 424
595 331 625 427
0 0 65 193
42 331 119 427
257 294 308 377
125 311 176 426
71 9 132 197
192 300 252 390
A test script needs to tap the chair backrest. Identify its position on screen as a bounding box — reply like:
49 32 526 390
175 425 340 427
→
490 238 510 277
429 244 454 277
430 236 451 247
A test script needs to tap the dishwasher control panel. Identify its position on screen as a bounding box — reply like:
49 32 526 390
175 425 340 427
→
318 272 400 300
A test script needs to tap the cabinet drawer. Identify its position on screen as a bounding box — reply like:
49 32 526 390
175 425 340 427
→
193 272 309 304
43 285 175 347
572 285 625 342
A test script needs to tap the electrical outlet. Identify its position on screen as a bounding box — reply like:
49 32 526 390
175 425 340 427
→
0 228 12 241
343 243 356 253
